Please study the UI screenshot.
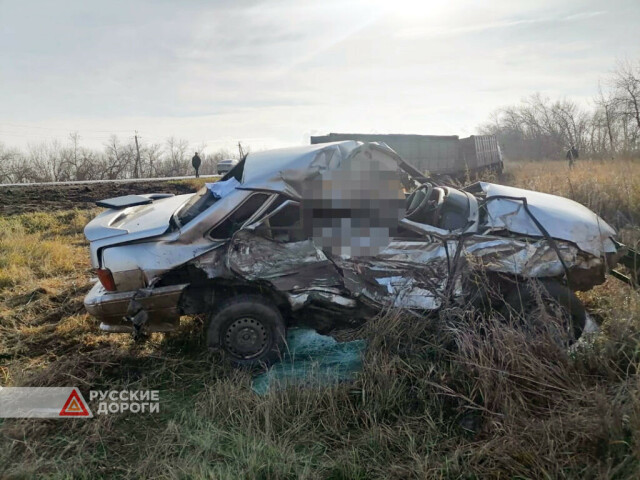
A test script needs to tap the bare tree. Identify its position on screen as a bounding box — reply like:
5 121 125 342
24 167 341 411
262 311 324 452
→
0 143 25 183
143 142 163 178
104 135 135 179
1 135 242 184
480 94 582 160
613 60 640 132
480 88 638 161
164 137 189 176
594 83 619 158
62 132 99 181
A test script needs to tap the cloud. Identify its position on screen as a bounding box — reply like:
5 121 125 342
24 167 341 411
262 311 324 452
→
564 10 607 21
395 9 608 39
0 0 638 152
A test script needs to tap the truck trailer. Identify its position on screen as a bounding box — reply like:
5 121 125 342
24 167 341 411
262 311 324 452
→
310 133 503 177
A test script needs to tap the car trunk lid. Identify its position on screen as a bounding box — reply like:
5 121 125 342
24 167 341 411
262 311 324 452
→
84 194 192 242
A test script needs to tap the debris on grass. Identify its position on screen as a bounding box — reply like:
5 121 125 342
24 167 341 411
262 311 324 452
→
252 328 366 396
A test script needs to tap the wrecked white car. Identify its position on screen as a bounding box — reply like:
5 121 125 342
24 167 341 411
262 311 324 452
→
84 141 624 365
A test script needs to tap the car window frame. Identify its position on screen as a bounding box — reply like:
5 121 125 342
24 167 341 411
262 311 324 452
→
206 191 277 241
250 198 299 223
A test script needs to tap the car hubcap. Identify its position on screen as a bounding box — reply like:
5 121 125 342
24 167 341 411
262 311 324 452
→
224 317 269 359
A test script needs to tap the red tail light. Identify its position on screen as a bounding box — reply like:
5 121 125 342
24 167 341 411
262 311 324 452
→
96 268 116 291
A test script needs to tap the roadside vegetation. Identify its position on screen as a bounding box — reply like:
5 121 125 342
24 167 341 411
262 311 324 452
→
0 135 241 184
505 159 640 246
0 164 639 478
481 60 640 162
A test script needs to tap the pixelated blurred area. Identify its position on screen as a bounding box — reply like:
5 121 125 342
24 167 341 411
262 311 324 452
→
301 144 405 257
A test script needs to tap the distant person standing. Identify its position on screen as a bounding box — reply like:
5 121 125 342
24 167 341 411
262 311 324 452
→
566 145 579 168
192 152 202 178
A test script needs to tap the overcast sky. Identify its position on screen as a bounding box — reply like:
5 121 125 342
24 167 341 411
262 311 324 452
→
1 0 639 153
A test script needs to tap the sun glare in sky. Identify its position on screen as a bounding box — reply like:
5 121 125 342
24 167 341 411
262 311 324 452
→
0 0 638 151
385 0 450 19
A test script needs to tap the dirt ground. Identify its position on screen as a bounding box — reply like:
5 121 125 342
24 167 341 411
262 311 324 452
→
0 179 205 216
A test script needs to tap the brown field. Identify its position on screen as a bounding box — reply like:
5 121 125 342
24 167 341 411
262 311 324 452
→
503 159 640 246
1 161 639 479
0 178 209 216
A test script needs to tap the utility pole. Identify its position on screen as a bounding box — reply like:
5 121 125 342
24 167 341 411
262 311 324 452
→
134 131 141 178
238 141 245 160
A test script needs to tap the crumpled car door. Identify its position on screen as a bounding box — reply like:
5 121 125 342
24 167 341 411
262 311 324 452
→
333 238 456 310
226 229 343 292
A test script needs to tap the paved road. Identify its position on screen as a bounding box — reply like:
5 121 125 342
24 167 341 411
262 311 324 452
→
0 175 222 188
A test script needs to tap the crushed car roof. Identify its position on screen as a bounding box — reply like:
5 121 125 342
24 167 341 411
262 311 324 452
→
237 141 425 196
241 141 360 188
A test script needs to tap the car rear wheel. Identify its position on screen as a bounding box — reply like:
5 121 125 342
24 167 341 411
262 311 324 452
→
502 279 587 345
207 294 286 367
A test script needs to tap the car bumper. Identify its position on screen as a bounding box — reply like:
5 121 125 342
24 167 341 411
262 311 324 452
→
84 281 188 333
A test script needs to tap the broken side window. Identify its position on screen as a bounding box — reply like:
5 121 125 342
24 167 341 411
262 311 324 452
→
254 200 305 243
174 186 218 227
174 179 244 228
208 192 271 240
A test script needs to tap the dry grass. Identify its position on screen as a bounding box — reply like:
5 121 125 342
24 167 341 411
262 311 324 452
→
0 162 639 478
0 210 93 289
505 159 640 246
166 177 213 191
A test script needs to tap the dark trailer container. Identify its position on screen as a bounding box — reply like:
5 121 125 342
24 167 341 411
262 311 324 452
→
310 133 503 177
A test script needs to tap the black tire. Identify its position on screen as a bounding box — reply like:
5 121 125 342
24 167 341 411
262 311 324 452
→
503 279 586 344
207 294 286 367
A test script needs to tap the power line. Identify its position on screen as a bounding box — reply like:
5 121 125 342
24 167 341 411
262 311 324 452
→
134 131 141 178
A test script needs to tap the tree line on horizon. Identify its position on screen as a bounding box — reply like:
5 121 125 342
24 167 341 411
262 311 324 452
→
480 59 640 161
0 134 239 184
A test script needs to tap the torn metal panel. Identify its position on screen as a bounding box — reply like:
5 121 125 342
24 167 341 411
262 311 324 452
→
334 240 452 310
375 276 442 309
188 246 231 280
227 230 343 291
286 290 357 311
241 141 368 194
475 182 617 257
102 239 225 287
333 236 604 310
287 292 310 311
84 281 186 333
372 239 451 264
462 237 583 276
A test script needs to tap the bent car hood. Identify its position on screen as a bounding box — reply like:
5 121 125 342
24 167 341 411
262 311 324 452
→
84 194 192 242
478 182 616 257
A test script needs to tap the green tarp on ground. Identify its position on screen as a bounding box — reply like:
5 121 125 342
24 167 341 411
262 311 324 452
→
252 328 367 396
